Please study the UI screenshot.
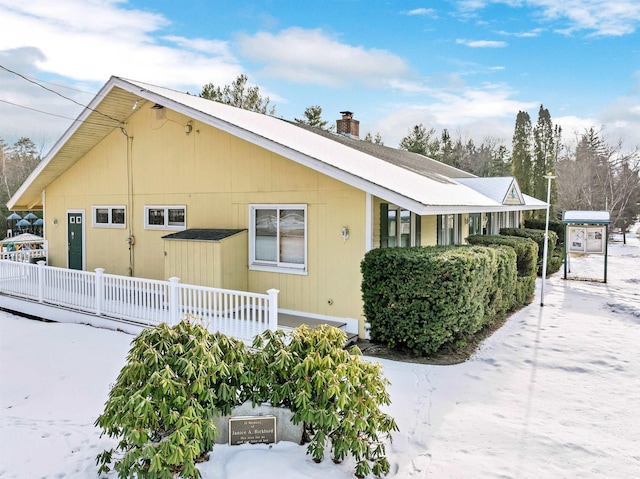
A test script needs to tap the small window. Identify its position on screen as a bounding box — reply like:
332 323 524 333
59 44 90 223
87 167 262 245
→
92 206 126 228
250 204 307 274
144 205 186 230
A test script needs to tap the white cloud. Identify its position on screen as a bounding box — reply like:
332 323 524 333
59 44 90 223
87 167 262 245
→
456 39 509 47
0 0 243 91
237 28 411 87
457 0 640 36
372 84 538 147
497 28 544 37
405 8 437 17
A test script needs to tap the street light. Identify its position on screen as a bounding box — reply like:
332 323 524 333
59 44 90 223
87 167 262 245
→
540 172 556 306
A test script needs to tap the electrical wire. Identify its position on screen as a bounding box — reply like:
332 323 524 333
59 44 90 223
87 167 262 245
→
0 98 122 128
0 64 123 125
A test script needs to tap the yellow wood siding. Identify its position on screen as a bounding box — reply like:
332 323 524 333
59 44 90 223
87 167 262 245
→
420 215 437 246
163 232 248 290
44 106 368 335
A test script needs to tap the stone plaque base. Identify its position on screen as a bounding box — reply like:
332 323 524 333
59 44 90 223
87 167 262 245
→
213 402 303 445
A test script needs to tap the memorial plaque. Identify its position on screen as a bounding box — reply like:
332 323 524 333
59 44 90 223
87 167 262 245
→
229 416 277 445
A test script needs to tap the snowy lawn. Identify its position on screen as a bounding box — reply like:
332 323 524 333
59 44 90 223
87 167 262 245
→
1 226 639 478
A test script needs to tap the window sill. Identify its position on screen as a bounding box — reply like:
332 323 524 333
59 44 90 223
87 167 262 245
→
249 264 308 275
93 224 127 229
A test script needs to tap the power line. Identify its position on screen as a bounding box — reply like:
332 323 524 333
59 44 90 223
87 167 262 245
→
0 64 122 125
0 98 123 128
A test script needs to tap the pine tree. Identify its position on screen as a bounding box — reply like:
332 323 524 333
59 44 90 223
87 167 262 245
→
440 129 454 166
295 105 330 130
200 74 275 115
399 124 438 157
512 111 533 196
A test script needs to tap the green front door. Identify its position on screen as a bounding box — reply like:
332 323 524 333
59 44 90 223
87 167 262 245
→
67 212 83 270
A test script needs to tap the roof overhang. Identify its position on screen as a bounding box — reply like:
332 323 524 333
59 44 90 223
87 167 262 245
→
8 76 551 217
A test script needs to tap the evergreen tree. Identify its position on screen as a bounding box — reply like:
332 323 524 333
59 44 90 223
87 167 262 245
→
488 145 511 177
364 132 384 145
295 105 330 130
440 129 454 166
200 74 275 115
512 111 533 195
399 124 439 157
532 105 559 217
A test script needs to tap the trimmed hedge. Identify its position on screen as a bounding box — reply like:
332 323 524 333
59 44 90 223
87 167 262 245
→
467 234 538 277
361 245 517 356
467 234 538 305
524 218 565 243
500 227 561 276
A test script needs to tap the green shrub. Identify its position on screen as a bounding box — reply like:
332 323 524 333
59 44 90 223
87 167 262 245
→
467 235 538 305
362 246 508 356
283 325 398 478
467 234 538 278
97 322 397 479
95 321 249 478
482 246 518 323
500 228 559 276
546 246 564 277
525 218 565 243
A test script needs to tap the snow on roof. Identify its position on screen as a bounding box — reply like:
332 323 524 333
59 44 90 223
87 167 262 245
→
8 75 548 215
563 210 611 223
122 78 507 214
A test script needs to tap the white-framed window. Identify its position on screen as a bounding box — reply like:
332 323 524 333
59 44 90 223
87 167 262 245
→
249 204 307 274
92 206 126 228
144 205 186 230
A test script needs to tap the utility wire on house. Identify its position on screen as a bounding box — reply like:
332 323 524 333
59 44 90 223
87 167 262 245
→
0 98 121 129
0 64 123 125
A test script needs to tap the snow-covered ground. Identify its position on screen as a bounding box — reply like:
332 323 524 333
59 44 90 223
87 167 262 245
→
1 225 638 479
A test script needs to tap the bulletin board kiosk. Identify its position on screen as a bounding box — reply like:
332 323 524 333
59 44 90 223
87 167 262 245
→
563 210 610 283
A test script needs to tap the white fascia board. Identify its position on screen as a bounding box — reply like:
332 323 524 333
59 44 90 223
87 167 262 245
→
8 77 123 210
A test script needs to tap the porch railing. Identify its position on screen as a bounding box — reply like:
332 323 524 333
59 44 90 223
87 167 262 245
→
0 249 47 263
0 260 278 342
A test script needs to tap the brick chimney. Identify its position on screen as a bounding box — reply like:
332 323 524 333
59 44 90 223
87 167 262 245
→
336 111 359 138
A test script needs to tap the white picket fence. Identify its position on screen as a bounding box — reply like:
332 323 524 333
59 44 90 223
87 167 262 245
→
0 260 278 342
0 249 47 263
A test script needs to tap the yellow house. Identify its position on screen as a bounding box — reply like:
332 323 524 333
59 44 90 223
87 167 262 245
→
8 77 547 338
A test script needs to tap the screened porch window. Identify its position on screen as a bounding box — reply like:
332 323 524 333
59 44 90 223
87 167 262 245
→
250 204 307 273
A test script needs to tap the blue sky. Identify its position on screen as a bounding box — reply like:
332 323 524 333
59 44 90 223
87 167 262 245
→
1 0 639 154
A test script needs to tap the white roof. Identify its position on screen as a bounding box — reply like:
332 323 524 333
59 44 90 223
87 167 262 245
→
125 78 500 214
9 76 548 215
563 210 610 223
455 177 547 211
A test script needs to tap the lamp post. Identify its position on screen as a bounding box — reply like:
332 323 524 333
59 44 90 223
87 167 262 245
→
540 173 556 306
